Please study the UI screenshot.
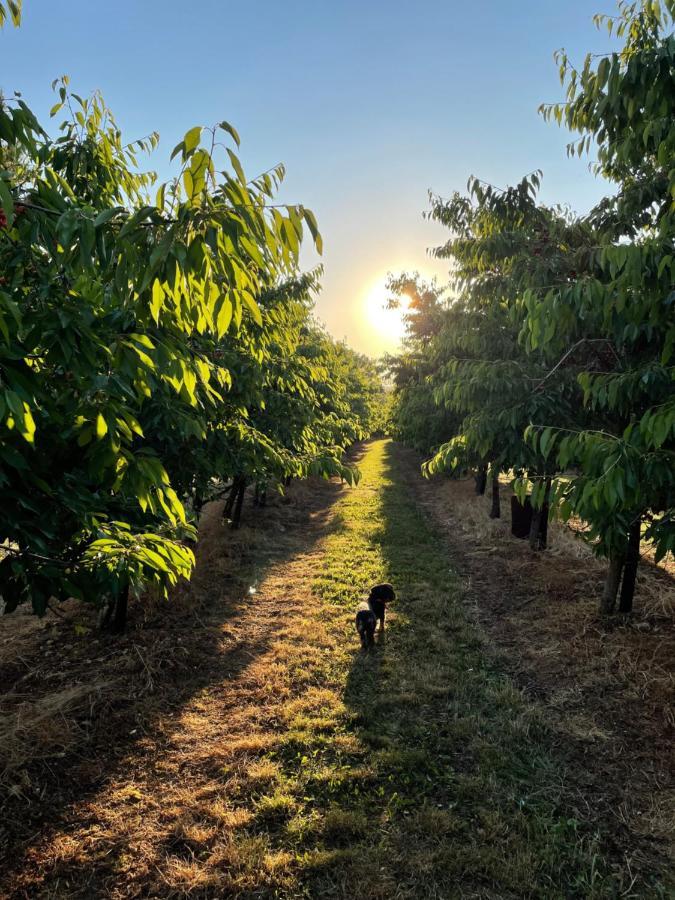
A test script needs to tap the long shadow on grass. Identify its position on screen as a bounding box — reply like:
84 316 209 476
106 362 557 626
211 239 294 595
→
0 450 365 896
343 438 473 787
307 441 487 897
334 440 626 898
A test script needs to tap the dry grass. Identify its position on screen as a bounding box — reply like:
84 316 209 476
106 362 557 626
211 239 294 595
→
415 463 675 876
0 682 108 789
0 467 349 897
0 440 672 898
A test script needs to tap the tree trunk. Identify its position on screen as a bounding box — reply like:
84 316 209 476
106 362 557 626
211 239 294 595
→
111 585 129 633
253 483 260 507
475 464 487 496
619 519 641 614
222 477 240 521
529 506 543 550
231 480 247 529
511 495 532 539
99 584 129 633
528 478 551 551
538 478 551 550
489 471 500 519
601 551 625 614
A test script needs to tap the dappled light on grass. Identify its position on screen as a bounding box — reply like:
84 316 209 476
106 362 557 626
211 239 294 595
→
1 441 671 897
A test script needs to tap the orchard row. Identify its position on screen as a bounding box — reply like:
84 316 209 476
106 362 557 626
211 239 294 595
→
387 0 675 612
0 60 382 625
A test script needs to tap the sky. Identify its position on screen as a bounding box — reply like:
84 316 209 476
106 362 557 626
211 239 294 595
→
1 0 619 356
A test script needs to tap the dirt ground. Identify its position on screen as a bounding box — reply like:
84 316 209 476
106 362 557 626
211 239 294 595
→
0 440 673 898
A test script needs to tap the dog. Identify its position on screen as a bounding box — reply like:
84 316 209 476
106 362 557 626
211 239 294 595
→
355 607 377 648
367 582 395 631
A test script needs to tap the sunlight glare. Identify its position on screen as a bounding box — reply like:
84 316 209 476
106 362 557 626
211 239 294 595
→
363 279 407 351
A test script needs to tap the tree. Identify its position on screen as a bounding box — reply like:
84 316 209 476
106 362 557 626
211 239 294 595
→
421 175 587 549
389 0 674 611
383 274 462 455
0 81 326 621
529 0 675 611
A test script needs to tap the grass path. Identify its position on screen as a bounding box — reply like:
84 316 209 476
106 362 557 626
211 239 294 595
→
4 439 660 898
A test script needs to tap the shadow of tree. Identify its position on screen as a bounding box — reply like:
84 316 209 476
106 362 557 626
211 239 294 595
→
0 453 359 894
334 440 642 898
5 439 658 898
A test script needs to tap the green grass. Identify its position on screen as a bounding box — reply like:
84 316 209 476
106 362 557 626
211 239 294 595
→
226 439 665 898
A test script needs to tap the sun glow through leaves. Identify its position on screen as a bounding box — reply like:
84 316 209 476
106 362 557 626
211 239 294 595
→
362 278 407 354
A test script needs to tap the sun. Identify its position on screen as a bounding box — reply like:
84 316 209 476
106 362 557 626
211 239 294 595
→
363 279 407 351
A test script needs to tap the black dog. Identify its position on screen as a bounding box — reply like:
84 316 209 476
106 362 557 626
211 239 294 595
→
368 582 396 630
355 608 377 648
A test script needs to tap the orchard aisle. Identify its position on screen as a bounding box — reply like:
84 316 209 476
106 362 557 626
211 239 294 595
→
2 441 663 898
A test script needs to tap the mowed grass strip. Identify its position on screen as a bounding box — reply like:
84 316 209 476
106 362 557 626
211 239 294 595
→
225 439 648 899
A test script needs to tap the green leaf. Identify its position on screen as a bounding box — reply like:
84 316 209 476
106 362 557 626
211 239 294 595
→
183 125 202 157
170 140 185 162
150 279 164 324
128 332 155 350
93 207 121 228
227 148 246 185
96 413 108 439
539 427 555 460
19 403 35 443
215 294 233 337
303 208 323 254
0 177 14 227
241 291 263 326
218 120 241 147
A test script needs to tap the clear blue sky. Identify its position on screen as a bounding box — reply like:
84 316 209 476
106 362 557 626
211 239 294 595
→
2 0 618 355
